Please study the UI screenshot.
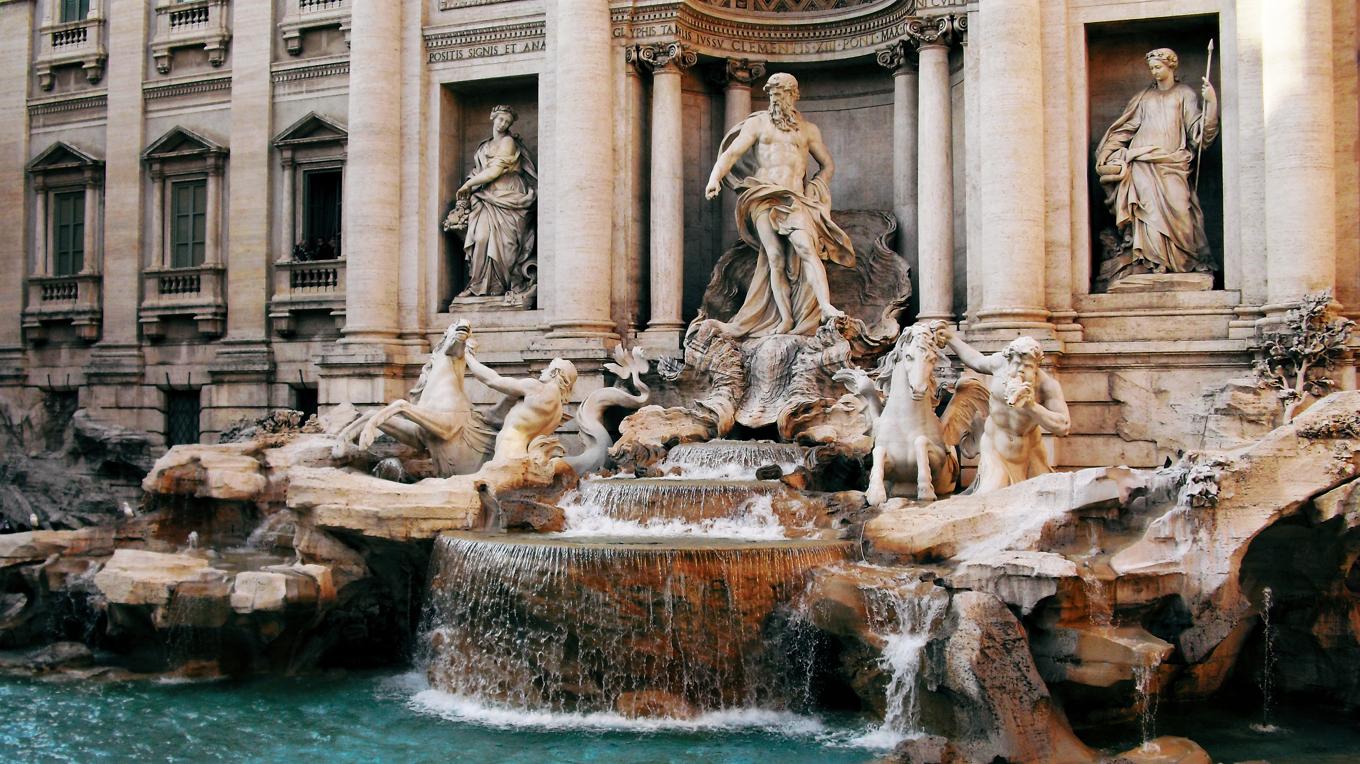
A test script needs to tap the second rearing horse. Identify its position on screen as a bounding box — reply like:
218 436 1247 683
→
838 320 989 505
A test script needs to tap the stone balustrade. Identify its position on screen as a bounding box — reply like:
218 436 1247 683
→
151 0 231 74
21 273 103 344
268 258 346 336
280 0 352 56
139 263 227 339
35 14 106 90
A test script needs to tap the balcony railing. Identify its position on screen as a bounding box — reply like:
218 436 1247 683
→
23 273 102 344
269 257 345 336
151 0 231 74
139 264 226 339
280 0 351 56
35 16 107 90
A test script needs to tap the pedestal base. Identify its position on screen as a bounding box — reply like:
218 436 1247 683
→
1107 272 1214 294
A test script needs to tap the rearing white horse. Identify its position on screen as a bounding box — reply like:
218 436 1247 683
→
332 319 496 477
837 320 989 504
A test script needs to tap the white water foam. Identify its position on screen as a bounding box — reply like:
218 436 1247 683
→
409 688 829 736
558 493 789 540
651 461 804 481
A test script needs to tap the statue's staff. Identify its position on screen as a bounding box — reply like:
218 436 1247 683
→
1194 38 1214 193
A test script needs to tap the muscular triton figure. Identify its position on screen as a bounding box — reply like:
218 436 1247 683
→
463 345 577 463
942 329 1071 495
704 72 855 339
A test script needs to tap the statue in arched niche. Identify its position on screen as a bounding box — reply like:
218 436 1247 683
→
444 105 538 306
1095 47 1219 290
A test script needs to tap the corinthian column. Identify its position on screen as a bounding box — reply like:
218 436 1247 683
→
876 41 917 271
973 0 1050 335
632 42 696 346
546 0 616 338
341 0 403 341
907 17 958 324
1263 0 1337 310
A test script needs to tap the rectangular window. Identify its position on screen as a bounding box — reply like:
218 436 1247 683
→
170 179 207 268
52 190 84 276
59 0 90 22
302 169 342 259
165 390 201 447
293 386 319 422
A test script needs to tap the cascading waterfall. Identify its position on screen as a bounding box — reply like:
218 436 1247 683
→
853 577 949 747
660 440 808 479
572 478 781 525
419 532 852 717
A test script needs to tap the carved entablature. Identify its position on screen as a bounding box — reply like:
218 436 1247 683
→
424 20 546 65
610 0 963 64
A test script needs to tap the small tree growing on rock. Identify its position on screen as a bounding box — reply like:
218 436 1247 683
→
1254 291 1354 423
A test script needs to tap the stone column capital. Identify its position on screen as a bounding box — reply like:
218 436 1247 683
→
875 40 917 74
626 41 697 74
906 14 963 49
718 57 766 87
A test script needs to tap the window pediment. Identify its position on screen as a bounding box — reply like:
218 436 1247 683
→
143 125 228 163
28 141 103 176
273 112 348 150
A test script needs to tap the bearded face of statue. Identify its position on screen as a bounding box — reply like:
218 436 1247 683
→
767 86 799 132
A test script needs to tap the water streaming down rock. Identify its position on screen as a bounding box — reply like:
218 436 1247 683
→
420 532 852 717
1134 646 1162 752
661 440 808 479
859 578 949 746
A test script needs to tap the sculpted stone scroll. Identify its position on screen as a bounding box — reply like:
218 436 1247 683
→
944 330 1071 495
704 72 854 338
1095 47 1219 290
443 105 538 306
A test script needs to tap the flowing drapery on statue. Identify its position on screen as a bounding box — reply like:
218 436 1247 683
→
705 73 855 339
446 105 538 300
1095 47 1219 282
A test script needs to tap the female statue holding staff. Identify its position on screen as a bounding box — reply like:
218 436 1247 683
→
1096 47 1218 280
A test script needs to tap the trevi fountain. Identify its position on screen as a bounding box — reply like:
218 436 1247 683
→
2 1 1360 762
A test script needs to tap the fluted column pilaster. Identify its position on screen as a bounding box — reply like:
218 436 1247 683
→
632 42 696 346
1263 0 1338 311
973 0 1051 336
341 0 403 341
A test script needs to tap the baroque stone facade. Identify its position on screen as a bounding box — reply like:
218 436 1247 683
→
1 0 1358 475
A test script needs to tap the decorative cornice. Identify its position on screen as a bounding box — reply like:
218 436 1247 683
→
626 41 698 73
143 75 232 102
613 1 926 63
272 60 350 84
437 0 515 8
424 20 545 64
27 93 107 118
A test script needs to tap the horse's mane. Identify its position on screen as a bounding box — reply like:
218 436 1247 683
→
873 321 948 397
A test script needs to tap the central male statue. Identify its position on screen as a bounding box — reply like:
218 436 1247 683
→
704 72 855 339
